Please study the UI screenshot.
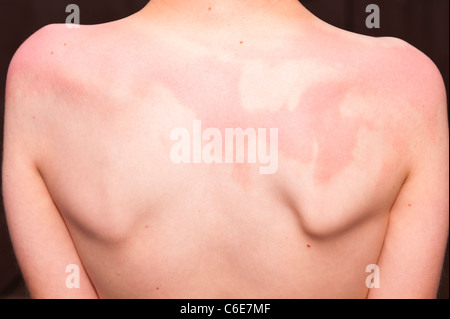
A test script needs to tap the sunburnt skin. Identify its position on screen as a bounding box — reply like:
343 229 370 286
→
43 21 424 187
140 37 379 184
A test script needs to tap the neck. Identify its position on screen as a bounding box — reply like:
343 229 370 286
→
146 0 301 12
138 0 312 32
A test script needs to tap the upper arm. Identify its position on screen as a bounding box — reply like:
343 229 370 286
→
367 45 449 299
2 25 98 299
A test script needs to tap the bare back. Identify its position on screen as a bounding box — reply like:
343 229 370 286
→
3 7 448 299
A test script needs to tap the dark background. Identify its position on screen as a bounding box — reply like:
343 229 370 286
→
0 0 448 299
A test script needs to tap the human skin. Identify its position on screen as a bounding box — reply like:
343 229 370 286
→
2 0 449 298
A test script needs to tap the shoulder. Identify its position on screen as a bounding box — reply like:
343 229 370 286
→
4 25 69 158
7 24 88 98
8 24 77 75
317 24 446 109
329 30 448 169
5 22 125 117
360 35 446 108
338 32 447 129
7 20 141 105
6 20 131 88
378 36 444 92
361 36 448 169
374 36 446 135
4 24 98 157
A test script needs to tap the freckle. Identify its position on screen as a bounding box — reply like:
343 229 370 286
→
156 287 159 290
408 204 411 207
32 116 36 120
240 41 244 44
208 7 211 11
307 244 311 248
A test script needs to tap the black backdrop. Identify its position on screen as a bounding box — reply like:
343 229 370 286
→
0 0 448 299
